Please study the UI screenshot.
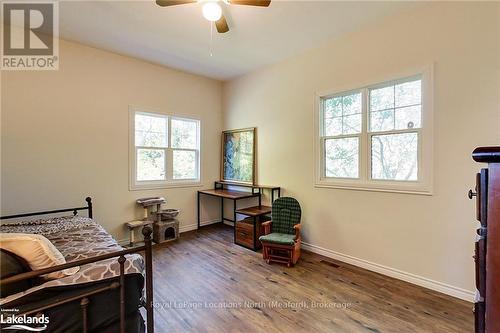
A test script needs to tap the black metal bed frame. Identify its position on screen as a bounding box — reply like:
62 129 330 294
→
0 197 154 333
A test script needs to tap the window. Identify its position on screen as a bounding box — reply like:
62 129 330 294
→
315 69 433 194
323 91 362 179
130 108 200 190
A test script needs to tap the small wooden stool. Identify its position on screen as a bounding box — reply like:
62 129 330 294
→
126 220 153 246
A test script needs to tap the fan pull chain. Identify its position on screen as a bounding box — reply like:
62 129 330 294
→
210 22 214 57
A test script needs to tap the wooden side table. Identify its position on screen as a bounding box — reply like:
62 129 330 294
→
235 205 272 250
126 220 153 246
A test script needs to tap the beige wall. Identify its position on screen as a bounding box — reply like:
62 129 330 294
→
1 1 498 301
222 2 500 298
1 38 222 241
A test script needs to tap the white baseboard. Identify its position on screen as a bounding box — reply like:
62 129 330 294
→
180 219 221 233
301 242 475 302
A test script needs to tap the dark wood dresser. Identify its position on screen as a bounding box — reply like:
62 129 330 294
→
472 146 500 333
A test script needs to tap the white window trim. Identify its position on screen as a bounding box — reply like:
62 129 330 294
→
129 105 202 191
313 65 434 195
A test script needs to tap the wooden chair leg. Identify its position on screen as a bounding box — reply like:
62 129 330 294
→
261 243 301 267
292 241 300 265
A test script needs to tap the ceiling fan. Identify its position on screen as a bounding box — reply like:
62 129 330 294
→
156 0 271 33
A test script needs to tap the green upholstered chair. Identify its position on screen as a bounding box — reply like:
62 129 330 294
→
259 197 302 267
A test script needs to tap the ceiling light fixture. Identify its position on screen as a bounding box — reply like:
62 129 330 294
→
157 0 271 33
202 2 222 22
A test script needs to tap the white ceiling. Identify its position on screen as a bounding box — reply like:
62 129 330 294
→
58 1 415 80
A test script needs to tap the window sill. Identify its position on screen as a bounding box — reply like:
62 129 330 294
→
314 182 433 196
129 181 203 191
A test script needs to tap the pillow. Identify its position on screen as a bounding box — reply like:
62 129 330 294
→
0 249 33 297
0 233 79 279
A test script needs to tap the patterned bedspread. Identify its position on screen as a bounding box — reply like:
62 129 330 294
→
0 216 144 305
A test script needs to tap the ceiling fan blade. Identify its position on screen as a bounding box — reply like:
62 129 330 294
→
229 0 271 7
215 15 229 33
156 0 196 7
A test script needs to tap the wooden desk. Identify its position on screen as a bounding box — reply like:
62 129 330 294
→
197 182 281 251
197 189 260 229
198 189 258 200
215 181 281 203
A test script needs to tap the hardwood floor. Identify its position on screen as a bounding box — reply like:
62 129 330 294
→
151 224 473 333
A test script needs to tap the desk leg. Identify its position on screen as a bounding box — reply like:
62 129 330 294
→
253 216 257 250
233 199 237 222
197 192 200 229
233 199 237 243
221 197 224 223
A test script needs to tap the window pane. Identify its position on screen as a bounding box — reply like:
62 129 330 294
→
395 80 421 107
370 110 394 132
324 117 342 136
395 105 421 130
137 148 166 181
323 92 361 136
173 150 197 180
324 97 342 118
371 133 418 181
171 119 197 149
343 114 361 134
135 114 167 147
342 93 362 115
370 85 394 111
325 138 359 178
